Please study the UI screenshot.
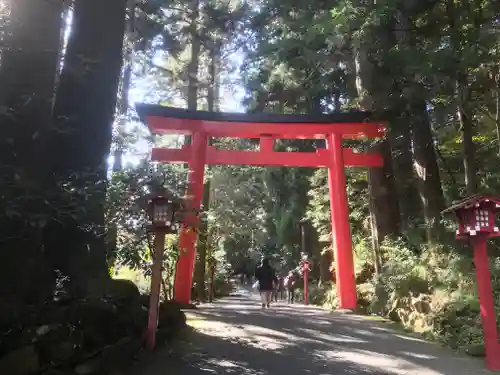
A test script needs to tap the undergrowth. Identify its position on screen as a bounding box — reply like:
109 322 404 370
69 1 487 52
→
309 238 500 356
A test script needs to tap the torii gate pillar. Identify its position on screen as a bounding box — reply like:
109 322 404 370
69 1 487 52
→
174 132 208 304
327 133 357 309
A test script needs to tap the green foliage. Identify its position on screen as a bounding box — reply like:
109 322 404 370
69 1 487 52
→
340 239 500 353
369 240 431 313
308 281 338 308
106 160 186 268
431 295 483 350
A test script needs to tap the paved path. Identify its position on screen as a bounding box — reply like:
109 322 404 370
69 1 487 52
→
131 289 493 375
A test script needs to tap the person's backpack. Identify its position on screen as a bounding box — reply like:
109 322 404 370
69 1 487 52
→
283 276 289 288
284 275 295 289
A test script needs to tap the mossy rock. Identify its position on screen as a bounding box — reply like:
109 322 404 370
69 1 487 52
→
388 309 401 323
356 263 375 284
105 279 140 302
0 345 40 375
158 300 187 332
464 343 485 357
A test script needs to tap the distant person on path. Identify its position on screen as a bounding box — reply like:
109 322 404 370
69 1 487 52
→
273 275 285 302
284 270 299 304
254 257 278 308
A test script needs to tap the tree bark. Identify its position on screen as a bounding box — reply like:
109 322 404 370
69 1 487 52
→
114 11 134 162
457 74 478 195
0 0 63 309
186 0 201 111
496 66 500 156
44 0 128 296
367 140 401 244
353 36 402 251
108 1 136 267
319 248 335 284
390 116 421 232
184 0 201 300
446 0 478 196
394 10 445 243
194 43 220 300
409 100 446 242
0 0 63 192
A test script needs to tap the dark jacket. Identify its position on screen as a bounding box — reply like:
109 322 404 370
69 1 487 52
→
254 261 277 291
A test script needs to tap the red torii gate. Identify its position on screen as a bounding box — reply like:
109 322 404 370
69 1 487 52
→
136 104 386 309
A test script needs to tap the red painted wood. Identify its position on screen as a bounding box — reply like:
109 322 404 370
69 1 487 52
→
173 132 208 305
471 235 500 370
146 116 385 139
259 137 274 152
151 146 383 167
152 110 385 312
327 133 357 310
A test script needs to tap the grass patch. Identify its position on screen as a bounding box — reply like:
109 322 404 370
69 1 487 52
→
350 312 424 336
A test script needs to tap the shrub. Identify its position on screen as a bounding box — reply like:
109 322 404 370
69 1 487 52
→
307 281 338 308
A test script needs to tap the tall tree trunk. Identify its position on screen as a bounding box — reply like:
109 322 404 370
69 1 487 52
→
44 0 127 296
184 0 201 300
0 0 63 196
396 10 445 243
0 0 63 309
354 37 402 253
409 100 446 242
195 182 210 300
113 1 135 173
457 75 478 195
367 141 401 237
108 2 135 267
55 1 72 86
391 116 422 233
446 0 478 196
194 43 220 300
495 65 500 156
186 0 200 111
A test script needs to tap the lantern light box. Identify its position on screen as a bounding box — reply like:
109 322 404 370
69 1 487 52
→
147 195 181 233
442 195 500 239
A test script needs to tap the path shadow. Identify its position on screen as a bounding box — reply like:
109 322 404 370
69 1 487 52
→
134 325 391 375
128 291 492 375
181 292 492 375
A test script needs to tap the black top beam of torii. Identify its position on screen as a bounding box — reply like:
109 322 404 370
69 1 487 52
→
135 103 382 125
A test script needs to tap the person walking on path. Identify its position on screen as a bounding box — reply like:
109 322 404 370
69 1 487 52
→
284 270 299 304
254 257 278 308
273 275 285 302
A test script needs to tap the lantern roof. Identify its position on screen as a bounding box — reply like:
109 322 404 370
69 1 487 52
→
148 192 181 205
145 190 184 213
441 194 500 215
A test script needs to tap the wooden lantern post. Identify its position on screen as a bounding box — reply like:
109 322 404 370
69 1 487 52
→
145 195 181 351
442 195 500 371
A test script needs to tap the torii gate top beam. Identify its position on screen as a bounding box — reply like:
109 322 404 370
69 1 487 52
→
135 104 386 140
